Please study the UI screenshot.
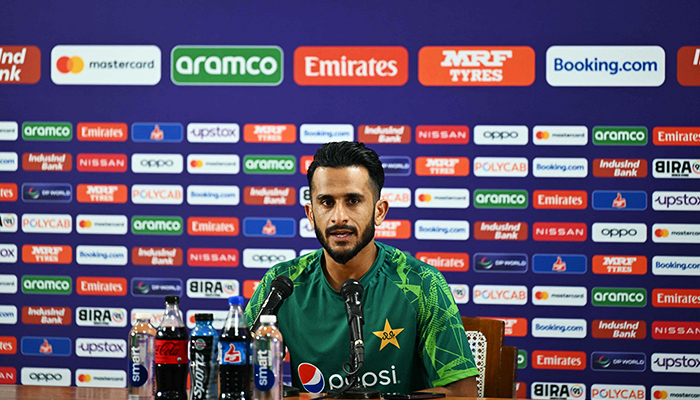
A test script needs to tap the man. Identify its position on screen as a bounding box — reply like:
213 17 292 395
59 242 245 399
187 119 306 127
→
245 141 478 396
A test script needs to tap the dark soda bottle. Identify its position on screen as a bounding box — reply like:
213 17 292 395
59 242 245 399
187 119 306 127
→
219 296 251 400
155 295 189 400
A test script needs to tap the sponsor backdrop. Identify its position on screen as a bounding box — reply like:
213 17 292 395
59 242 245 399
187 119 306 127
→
1 0 700 395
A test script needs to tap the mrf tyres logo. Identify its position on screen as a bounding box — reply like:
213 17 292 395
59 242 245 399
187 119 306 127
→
592 287 647 307
243 155 295 175
131 216 182 236
172 46 283 86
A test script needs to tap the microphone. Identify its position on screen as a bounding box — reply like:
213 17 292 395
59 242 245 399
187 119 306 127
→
251 275 294 333
341 279 365 366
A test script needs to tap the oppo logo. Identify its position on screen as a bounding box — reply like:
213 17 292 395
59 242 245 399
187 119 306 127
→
30 373 63 381
592 223 647 243
483 131 519 139
141 159 173 167
252 255 287 262
131 154 183 174
601 228 637 237
242 248 296 269
21 367 71 386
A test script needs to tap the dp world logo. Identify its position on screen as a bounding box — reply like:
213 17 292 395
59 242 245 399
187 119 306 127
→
298 363 325 393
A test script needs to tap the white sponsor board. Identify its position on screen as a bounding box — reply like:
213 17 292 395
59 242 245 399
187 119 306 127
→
76 307 128 327
21 367 71 386
299 186 311 206
131 185 184 205
591 384 646 400
0 244 18 263
415 188 469 209
650 386 700 399
0 152 19 171
0 122 18 141
21 213 72 234
381 187 411 208
75 245 128 266
592 222 647 243
653 159 700 179
449 284 469 304
75 369 126 388
414 220 469 240
300 249 318 256
186 279 240 299
299 124 354 144
0 213 18 233
652 256 700 276
546 45 665 87
532 318 587 339
531 382 586 400
187 154 240 174
187 185 240 206
131 153 183 174
75 338 127 358
473 157 529 177
185 309 229 330
533 125 588 146
473 125 528 146
651 353 700 373
76 214 128 235
186 123 240 143
533 158 588 178
532 286 587 306
130 308 166 327
51 45 161 85
652 223 700 244
0 274 18 294
653 191 700 211
0 305 17 324
243 248 297 269
299 218 316 238
472 284 528 305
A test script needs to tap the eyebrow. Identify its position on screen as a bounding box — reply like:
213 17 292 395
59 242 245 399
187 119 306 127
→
315 192 366 200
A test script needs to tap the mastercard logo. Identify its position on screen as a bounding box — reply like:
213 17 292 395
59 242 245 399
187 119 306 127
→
535 291 549 300
78 374 91 382
190 160 203 168
653 391 668 400
535 131 550 140
418 194 432 202
655 229 669 238
79 220 92 228
56 56 85 74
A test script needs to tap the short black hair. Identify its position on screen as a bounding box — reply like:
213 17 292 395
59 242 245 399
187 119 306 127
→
307 141 385 201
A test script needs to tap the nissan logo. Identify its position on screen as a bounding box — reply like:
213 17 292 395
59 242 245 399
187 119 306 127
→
141 159 174 167
29 373 62 381
484 131 519 139
601 228 638 237
252 255 287 262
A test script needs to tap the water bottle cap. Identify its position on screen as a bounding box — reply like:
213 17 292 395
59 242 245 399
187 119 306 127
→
194 313 213 322
228 296 244 306
260 315 277 324
165 295 180 305
134 312 151 321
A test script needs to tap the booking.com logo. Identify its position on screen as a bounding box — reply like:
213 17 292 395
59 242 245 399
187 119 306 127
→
56 56 84 74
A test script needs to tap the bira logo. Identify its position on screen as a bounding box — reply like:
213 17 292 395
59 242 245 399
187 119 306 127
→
532 350 586 370
593 158 647 178
592 255 647 275
0 46 41 84
592 320 646 339
188 217 239 237
358 125 411 144
23 152 72 172
374 220 411 239
172 46 283 86
132 247 183 266
474 221 527 241
76 307 127 327
294 46 408 86
415 125 469 145
244 124 296 143
76 122 127 141
652 321 700 341
76 184 127 204
187 279 239 299
533 190 587 210
76 153 126 173
533 222 587 242
418 46 535 86
22 245 72 264
21 306 71 325
652 288 700 308
531 382 586 400
653 159 700 179
188 248 239 268
415 252 469 272
415 157 469 176
76 277 127 296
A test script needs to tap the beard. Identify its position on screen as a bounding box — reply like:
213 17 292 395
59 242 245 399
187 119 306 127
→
315 213 376 265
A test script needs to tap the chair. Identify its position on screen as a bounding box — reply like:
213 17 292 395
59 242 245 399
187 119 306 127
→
461 316 518 398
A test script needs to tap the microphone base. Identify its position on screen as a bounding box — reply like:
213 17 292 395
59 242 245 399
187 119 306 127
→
283 384 300 397
331 387 381 399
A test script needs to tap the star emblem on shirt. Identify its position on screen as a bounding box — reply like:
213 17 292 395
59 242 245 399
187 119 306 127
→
373 319 404 350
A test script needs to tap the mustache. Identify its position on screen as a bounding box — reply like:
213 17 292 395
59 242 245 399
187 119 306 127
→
325 224 358 236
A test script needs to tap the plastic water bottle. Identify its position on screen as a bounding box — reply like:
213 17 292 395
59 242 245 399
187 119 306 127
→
129 312 156 399
219 296 251 400
190 313 219 400
252 315 283 400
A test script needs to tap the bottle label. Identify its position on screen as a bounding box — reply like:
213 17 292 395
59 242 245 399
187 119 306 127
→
254 349 275 391
129 336 152 388
155 339 187 364
219 341 248 365
190 336 214 400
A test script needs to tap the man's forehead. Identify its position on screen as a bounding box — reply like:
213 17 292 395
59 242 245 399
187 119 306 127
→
311 166 372 194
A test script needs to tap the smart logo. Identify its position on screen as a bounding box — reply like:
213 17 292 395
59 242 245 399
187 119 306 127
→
298 363 325 393
591 352 646 372
533 254 586 274
21 183 72 203
132 123 183 142
21 275 71 295
473 253 527 273
592 287 647 307
51 45 160 85
592 191 647 210
131 278 183 296
21 337 71 357
243 218 295 238
243 155 296 175
131 216 183 236
474 189 527 209
653 191 700 211
22 122 72 141
380 156 411 176
172 46 283 85
593 126 648 145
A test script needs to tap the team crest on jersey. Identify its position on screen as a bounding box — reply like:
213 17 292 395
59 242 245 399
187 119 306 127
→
298 362 325 393
373 319 404 350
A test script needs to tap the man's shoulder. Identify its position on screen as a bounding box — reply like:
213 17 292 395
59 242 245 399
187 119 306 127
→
266 248 322 283
378 242 448 291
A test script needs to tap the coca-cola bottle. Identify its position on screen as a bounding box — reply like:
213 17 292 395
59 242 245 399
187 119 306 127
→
155 295 188 400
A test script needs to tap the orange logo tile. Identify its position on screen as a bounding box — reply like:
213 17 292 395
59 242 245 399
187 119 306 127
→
76 184 127 204
243 124 296 143
415 157 469 176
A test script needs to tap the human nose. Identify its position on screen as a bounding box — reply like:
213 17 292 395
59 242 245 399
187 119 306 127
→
330 202 349 225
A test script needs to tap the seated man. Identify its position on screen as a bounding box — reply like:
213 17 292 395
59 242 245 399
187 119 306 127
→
245 141 478 396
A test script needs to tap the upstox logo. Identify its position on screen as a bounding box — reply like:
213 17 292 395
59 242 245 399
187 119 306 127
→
131 216 183 236
593 126 648 145
243 155 296 175
474 189 528 209
22 122 72 141
592 287 647 307
21 275 71 295
172 46 283 86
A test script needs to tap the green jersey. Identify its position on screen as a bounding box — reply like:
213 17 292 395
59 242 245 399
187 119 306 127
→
244 241 478 394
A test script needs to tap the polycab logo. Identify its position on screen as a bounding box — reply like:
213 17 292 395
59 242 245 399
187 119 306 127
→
533 190 587 210
133 247 183 267
76 307 127 327
23 152 72 172
591 385 646 400
593 158 647 178
187 279 239 299
531 382 586 400
242 249 296 269
375 219 412 240
244 155 296 174
131 277 183 297
188 217 239 237
0 121 18 141
381 156 411 176
678 46 700 86
132 123 183 143
21 337 71 357
21 306 71 326
76 153 126 173
415 252 469 272
22 122 72 141
416 157 469 176
21 213 72 234
654 159 700 179
652 386 700 400
474 189 527 209
531 318 587 339
593 255 647 275
244 124 296 143
76 184 127 204
418 46 535 86
52 45 161 85
652 288 700 308
77 214 128 235
0 244 17 263
651 353 700 373
532 158 588 178
75 368 126 388
592 320 646 340
473 125 528 146
654 127 700 146
21 367 71 386
0 46 41 84
653 191 700 211
0 183 17 201
532 351 586 370
592 222 647 243
593 126 648 145
0 275 16 294
652 321 700 341
187 185 240 206
131 153 183 174
532 286 587 307
358 125 410 144
187 249 238 267
75 245 128 266
415 125 469 145
172 46 283 86
533 222 587 242
480 317 528 337
474 221 527 241
299 124 354 144
473 157 528 177
533 254 586 274
472 285 527 305
0 336 16 355
75 338 126 358
187 123 240 143
653 224 700 243
592 191 647 211
592 287 647 307
380 188 411 209
533 125 588 146
414 220 468 241
187 154 240 175
652 256 700 276
22 245 71 264
591 351 646 372
449 284 469 304
295 46 408 86
473 253 527 273
21 183 72 203
76 277 127 296
76 122 127 141
415 188 469 209
0 152 18 171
